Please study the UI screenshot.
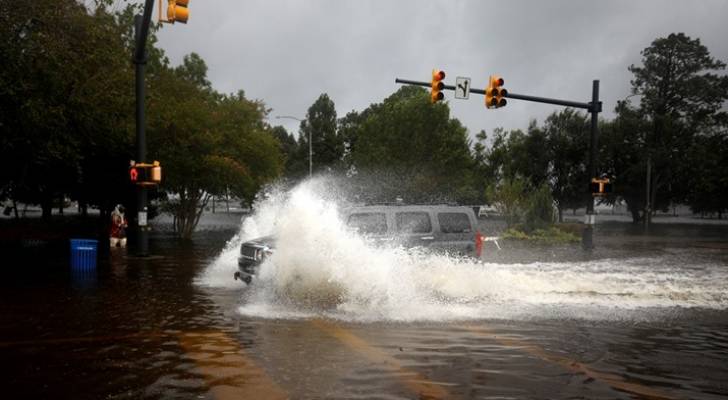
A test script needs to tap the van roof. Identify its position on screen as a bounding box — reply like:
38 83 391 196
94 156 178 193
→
343 204 475 213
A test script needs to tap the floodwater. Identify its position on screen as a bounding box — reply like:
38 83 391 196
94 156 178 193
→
2 182 728 399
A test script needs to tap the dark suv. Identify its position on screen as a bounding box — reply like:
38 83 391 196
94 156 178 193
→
234 204 489 284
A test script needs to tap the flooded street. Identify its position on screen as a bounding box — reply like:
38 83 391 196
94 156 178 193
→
2 205 728 399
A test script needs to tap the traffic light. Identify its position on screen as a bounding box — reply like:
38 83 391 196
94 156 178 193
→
591 178 612 196
166 0 189 24
430 69 446 103
485 75 507 109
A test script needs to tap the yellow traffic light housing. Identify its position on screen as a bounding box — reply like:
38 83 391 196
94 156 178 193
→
162 0 189 24
485 75 507 109
430 69 446 103
150 161 162 183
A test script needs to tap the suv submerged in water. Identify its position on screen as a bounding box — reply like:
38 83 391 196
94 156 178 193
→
234 204 494 284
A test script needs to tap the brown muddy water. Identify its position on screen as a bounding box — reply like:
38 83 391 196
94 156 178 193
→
1 211 727 399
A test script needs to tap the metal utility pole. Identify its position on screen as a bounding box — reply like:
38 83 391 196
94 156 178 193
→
395 76 602 250
133 0 155 256
582 80 600 250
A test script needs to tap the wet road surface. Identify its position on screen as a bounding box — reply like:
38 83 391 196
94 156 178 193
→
1 216 728 399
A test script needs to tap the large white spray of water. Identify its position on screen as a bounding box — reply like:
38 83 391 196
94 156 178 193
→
199 178 728 322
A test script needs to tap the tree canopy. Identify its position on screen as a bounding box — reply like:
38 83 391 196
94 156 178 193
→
2 7 727 241
0 1 284 238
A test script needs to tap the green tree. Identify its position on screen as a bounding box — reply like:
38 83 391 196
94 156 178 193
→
300 94 343 174
0 0 135 220
684 132 728 218
486 177 528 228
627 33 728 224
270 125 299 177
543 109 589 221
175 53 211 88
345 86 477 203
487 121 553 192
524 183 555 233
600 103 652 222
148 57 282 238
471 129 497 204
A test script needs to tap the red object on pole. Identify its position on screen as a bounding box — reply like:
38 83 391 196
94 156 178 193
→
130 167 138 182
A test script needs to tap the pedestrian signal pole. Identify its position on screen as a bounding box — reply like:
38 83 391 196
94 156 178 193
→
395 74 601 250
133 0 189 256
133 1 155 256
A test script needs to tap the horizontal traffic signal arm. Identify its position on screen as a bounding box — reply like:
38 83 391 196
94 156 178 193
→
394 78 602 112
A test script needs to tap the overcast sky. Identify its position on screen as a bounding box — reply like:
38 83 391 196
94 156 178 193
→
148 0 728 141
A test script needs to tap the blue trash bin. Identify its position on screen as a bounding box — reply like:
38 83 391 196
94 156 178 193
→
70 239 98 270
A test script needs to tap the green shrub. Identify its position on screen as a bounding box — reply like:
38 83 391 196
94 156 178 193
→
486 177 528 227
524 183 555 233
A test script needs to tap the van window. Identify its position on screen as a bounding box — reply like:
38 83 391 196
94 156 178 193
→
396 212 432 233
347 213 387 235
437 212 472 233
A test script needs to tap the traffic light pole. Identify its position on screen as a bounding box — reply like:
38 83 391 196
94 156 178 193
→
133 0 155 257
395 78 602 250
583 80 600 250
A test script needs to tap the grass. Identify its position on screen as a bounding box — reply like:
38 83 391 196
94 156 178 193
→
502 225 580 244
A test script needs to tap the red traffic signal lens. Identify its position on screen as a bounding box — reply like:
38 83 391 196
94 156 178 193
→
129 167 138 182
433 70 445 81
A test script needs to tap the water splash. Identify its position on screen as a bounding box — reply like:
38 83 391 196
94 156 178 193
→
198 178 728 322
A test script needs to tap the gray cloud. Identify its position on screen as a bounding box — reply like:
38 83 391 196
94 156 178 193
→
154 0 728 139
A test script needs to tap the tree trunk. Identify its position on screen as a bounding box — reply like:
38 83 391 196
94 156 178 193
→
12 198 19 219
631 208 641 223
649 172 662 224
41 193 53 221
175 189 208 240
557 206 563 223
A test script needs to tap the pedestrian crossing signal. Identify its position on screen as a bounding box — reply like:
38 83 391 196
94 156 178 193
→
129 166 139 182
591 178 612 196
130 161 162 185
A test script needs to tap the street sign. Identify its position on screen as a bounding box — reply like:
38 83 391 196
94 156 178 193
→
455 77 471 99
